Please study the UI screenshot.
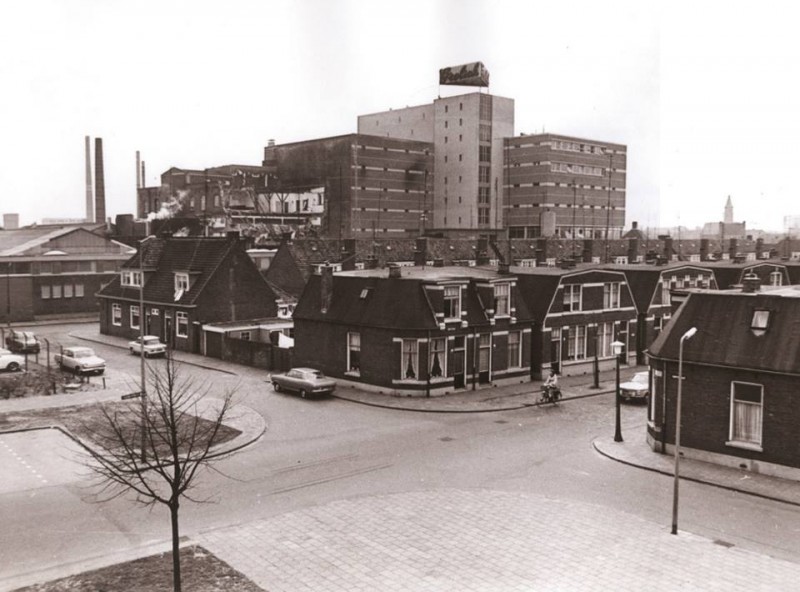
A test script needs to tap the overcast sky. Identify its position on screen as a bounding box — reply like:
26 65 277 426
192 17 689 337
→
2 1 798 232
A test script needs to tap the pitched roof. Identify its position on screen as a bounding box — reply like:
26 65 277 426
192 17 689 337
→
98 236 244 306
0 225 119 256
648 288 800 374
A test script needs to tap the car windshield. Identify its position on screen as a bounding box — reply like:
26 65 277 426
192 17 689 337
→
20 332 35 340
633 373 649 384
143 338 160 345
310 371 325 379
73 350 94 358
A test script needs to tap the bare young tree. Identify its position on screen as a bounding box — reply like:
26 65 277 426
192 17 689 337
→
83 353 237 592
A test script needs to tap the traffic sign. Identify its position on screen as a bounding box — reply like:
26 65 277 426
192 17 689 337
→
121 391 143 400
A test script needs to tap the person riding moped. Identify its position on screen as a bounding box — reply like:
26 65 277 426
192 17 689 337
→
541 369 561 402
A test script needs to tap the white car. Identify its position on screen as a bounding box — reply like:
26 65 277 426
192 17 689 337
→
0 348 25 372
55 346 106 375
620 371 650 402
128 335 167 358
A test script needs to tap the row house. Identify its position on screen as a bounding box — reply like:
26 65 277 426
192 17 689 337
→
97 233 277 353
515 267 638 379
292 264 532 396
648 282 800 480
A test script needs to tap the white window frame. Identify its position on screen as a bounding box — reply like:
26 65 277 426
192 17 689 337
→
508 331 522 368
494 282 510 316
176 311 188 338
566 325 587 361
443 285 462 320
130 305 140 330
112 303 122 326
770 270 782 286
563 284 582 312
41 285 51 299
728 381 763 450
603 282 621 309
401 339 419 380
52 284 62 299
240 331 251 341
598 322 614 357
347 332 361 375
429 337 447 378
121 270 142 287
75 283 85 297
64 283 74 298
175 272 190 292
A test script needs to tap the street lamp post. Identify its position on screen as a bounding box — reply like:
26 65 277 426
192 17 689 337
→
138 242 148 463
611 340 625 442
671 326 698 535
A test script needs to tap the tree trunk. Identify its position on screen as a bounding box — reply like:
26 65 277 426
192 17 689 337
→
171 501 181 592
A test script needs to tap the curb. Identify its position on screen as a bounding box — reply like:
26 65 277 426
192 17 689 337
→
591 439 800 508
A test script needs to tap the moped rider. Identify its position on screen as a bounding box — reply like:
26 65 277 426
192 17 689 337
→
542 370 559 400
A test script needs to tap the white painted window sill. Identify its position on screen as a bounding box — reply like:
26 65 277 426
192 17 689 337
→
725 440 763 452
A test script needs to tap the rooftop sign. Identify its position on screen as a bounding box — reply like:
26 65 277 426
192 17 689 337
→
439 62 490 87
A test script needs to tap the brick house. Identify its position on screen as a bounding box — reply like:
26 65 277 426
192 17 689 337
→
292 264 532 396
514 266 638 379
647 282 800 479
97 233 277 352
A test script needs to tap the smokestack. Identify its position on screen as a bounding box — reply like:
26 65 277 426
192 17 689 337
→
136 151 141 189
94 138 106 224
141 161 146 187
700 238 709 261
85 136 94 222
729 238 738 260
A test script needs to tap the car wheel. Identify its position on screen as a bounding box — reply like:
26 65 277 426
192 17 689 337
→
7 362 21 372
130 348 135 355
300 389 307 399
273 382 281 392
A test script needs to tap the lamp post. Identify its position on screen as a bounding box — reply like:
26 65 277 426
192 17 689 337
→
138 241 148 463
611 340 625 442
671 326 698 535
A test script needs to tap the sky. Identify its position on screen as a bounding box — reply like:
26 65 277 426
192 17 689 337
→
1 0 798 232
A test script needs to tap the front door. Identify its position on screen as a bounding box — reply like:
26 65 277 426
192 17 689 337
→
452 336 466 389
549 327 561 375
478 333 491 383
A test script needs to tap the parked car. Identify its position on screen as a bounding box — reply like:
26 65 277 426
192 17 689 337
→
620 371 650 402
271 367 336 398
54 346 106 375
0 348 25 372
5 330 40 354
128 335 167 358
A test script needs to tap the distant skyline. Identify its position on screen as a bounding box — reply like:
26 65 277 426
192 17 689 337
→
2 1 798 232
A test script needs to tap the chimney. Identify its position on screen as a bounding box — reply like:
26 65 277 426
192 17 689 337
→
340 238 357 271
136 150 141 189
742 272 761 293
627 237 639 264
536 238 547 265
729 238 738 260
631 221 638 230
320 264 334 313
3 213 19 230
364 255 379 270
433 258 445 267
388 263 402 279
756 238 764 259
582 239 594 263
94 137 106 224
85 136 94 222
664 237 674 261
476 237 489 266
700 238 709 261
414 237 428 266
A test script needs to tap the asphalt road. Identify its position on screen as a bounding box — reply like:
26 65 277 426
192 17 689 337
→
2 322 800 586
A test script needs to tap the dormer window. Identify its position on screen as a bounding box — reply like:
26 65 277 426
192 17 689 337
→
494 283 510 316
121 270 142 287
751 309 770 335
443 285 461 320
770 270 782 286
175 272 190 292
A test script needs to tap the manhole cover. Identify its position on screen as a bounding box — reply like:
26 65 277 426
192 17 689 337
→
439 436 454 442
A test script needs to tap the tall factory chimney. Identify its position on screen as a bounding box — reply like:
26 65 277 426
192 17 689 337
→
94 137 106 224
136 150 141 189
85 136 94 222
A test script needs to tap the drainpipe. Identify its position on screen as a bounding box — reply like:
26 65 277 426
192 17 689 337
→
426 329 431 398
472 327 478 391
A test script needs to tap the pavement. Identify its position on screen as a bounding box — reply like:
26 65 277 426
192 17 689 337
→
3 325 800 590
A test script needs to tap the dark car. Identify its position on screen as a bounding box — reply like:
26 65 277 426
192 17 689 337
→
5 330 41 354
271 367 336 399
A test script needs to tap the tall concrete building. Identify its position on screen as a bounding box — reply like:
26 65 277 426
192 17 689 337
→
358 92 514 232
504 133 627 239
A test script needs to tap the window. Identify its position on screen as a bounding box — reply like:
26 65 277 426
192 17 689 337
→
348 332 361 374
729 382 763 448
175 272 189 292
443 285 461 320
661 280 671 305
566 325 587 360
563 284 582 312
240 331 251 341
429 338 446 378
770 270 783 286
75 284 85 297
176 311 188 337
603 282 621 309
508 331 521 368
130 305 140 330
112 303 122 326
479 145 491 162
402 339 418 379
598 322 614 357
64 284 73 298
751 309 770 335
479 166 490 183
494 283 510 316
41 285 51 299
52 284 62 299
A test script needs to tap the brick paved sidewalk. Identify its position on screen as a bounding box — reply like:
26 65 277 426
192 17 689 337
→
196 489 800 592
